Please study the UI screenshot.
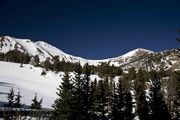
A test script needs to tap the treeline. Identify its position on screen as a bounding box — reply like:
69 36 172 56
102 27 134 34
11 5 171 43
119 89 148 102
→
52 64 180 120
0 50 122 77
0 50 31 64
42 56 123 78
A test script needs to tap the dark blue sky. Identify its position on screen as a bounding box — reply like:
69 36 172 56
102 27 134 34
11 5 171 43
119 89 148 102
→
0 0 180 59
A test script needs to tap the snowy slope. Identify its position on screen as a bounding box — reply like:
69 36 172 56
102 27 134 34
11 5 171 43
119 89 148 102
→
0 36 155 108
0 36 154 66
0 62 60 108
0 62 101 108
0 36 179 109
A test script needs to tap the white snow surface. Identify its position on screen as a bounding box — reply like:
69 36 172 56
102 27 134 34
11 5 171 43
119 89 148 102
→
0 62 101 108
0 62 60 108
122 48 154 58
0 36 154 66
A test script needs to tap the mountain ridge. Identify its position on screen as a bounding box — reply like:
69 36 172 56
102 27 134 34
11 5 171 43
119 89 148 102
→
0 36 154 66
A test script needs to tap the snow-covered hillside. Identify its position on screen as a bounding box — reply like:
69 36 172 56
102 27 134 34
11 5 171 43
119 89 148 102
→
0 36 153 66
0 62 101 108
0 36 179 109
0 62 60 108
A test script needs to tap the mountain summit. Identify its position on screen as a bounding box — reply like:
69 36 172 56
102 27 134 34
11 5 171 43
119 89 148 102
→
0 36 154 66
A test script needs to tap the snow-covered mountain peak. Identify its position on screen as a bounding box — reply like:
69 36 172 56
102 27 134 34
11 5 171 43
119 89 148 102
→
35 41 66 56
0 36 156 66
0 36 87 63
121 48 154 59
4 36 32 43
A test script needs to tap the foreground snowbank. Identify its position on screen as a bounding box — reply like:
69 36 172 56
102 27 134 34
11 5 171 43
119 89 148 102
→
0 62 101 108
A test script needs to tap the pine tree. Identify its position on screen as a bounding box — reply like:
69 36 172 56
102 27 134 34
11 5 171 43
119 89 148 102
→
81 63 95 120
52 56 61 72
149 71 171 120
33 55 40 66
124 92 134 120
138 90 152 120
122 67 136 84
7 86 14 107
135 68 147 120
110 78 125 120
96 80 109 120
171 71 180 119
14 90 21 108
72 63 84 120
30 93 43 110
52 72 74 120
110 82 119 120
43 58 52 71
122 69 135 120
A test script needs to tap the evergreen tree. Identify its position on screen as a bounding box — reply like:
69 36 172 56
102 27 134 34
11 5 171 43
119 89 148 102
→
149 71 171 120
96 80 109 120
7 86 14 107
123 70 135 120
30 93 43 110
81 63 96 120
52 55 60 72
90 79 98 119
171 71 180 119
24 53 31 64
34 55 40 66
72 63 84 120
123 92 134 120
110 82 119 120
110 73 134 120
138 90 152 120
111 78 125 120
135 68 147 120
14 90 21 108
43 57 52 71
128 67 137 81
52 72 74 120
59 58 66 71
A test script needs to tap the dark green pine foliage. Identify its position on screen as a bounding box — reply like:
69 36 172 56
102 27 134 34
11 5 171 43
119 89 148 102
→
124 92 134 120
30 93 43 110
33 55 40 66
171 71 180 119
72 63 85 120
135 68 148 120
14 90 21 108
110 82 119 120
97 63 123 78
52 56 61 72
96 80 109 120
149 71 171 120
110 72 134 120
90 79 99 120
122 69 134 120
111 78 124 120
122 67 136 84
81 63 96 120
5 50 31 64
7 86 14 107
138 90 152 120
43 58 52 71
52 72 74 120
